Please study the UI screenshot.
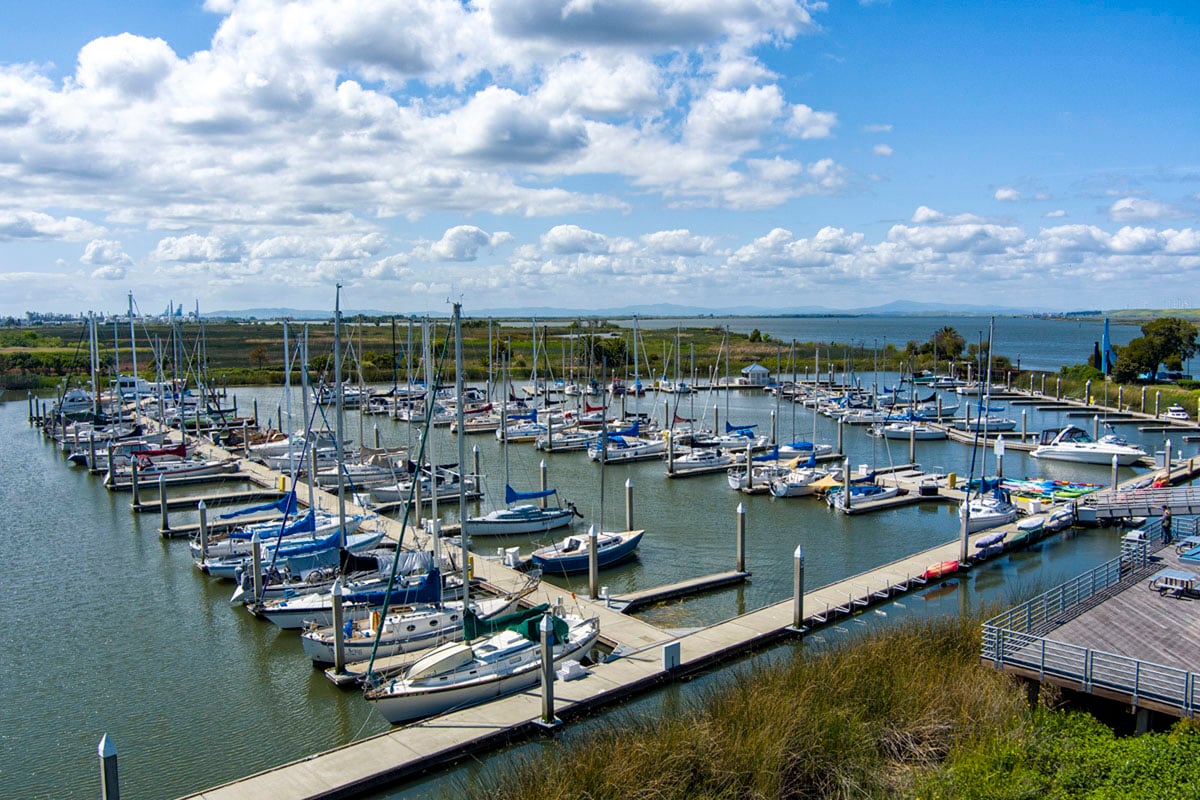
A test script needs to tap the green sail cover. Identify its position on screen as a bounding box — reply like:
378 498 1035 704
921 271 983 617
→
463 603 566 642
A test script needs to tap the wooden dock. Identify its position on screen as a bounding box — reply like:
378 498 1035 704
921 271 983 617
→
133 489 284 513
606 570 751 612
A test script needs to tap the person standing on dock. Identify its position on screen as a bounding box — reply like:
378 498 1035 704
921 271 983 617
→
1162 505 1173 544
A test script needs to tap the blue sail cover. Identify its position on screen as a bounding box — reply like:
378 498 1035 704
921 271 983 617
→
220 492 298 520
751 447 780 462
609 420 639 438
725 421 758 433
508 409 537 422
506 484 558 503
271 523 340 556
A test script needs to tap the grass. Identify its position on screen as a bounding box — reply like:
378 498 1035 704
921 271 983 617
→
462 614 1028 800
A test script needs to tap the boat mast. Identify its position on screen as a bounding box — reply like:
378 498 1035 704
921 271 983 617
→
334 286 347 544
282 319 295 482
127 293 141 428
454 303 468 608
301 324 316 510
423 317 440 574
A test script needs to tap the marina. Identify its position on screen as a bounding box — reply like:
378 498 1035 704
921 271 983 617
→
6 315 1200 800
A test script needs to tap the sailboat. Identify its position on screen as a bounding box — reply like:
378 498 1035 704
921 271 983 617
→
464 354 581 537
959 319 1018 535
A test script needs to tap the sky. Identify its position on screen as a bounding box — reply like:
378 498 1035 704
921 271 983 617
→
1 0 1198 317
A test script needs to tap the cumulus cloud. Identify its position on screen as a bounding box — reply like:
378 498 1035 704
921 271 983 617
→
686 85 785 147
862 123 892 133
80 239 133 268
1108 196 1184 223
1044 209 1067 218
424 226 513 261
787 104 837 139
541 224 610 254
640 229 715 255
152 234 245 263
872 143 893 156
0 211 103 242
74 33 179 99
994 187 1021 202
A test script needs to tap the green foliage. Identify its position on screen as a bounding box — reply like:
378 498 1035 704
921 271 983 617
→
0 330 63 347
1113 317 1199 383
922 712 1200 800
1060 363 1104 381
749 328 762 342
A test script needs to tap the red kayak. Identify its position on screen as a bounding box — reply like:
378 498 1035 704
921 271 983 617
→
922 560 960 580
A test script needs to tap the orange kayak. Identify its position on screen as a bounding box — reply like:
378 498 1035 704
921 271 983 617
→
923 560 960 580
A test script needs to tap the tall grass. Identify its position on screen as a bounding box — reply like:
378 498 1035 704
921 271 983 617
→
463 614 1027 800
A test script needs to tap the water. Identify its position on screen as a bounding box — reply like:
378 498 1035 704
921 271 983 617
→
2 353 1194 798
612 314 1140 373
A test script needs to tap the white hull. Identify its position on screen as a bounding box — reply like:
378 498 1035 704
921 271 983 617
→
366 618 599 724
462 505 576 536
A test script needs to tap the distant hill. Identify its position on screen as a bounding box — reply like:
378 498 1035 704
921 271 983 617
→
206 300 1042 320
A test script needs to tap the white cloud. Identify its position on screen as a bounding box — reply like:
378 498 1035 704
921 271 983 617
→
994 187 1021 202
425 226 513 261
80 239 133 267
91 265 127 281
862 123 892 133
74 34 179 99
685 85 785 147
787 103 837 140
0 211 103 242
640 229 715 255
541 224 610 254
872 143 893 157
1108 196 1184 223
152 234 245 263
1044 209 1067 218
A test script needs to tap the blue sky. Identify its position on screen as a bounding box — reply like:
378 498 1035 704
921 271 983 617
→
1 0 1197 316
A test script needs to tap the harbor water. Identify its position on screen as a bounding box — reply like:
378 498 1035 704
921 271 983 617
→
2 325 1195 798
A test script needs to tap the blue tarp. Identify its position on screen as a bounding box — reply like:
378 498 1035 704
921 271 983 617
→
506 484 557 503
725 421 758 433
220 492 298 520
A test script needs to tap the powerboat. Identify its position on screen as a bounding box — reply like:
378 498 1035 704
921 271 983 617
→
1031 425 1147 466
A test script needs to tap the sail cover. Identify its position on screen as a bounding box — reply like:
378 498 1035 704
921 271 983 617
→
220 492 298 520
506 484 557 504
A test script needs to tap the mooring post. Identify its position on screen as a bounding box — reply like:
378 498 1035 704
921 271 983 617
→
1029 373 1035 395
88 433 97 472
158 473 169 532
1093 414 1099 440
472 445 481 487
995 435 1005 480
736 502 746 572
1021 410 1027 442
837 418 844 455
539 459 548 509
908 422 916 464
373 423 380 449
241 420 249 457
666 429 674 474
98 734 119 800
1085 379 1092 405
1055 377 1061 400
1040 374 1046 395
1141 386 1147 413
105 442 115 485
331 579 345 674
588 525 599 600
1164 439 1173 483
937 393 943 419
27 391 33 425
276 404 282 434
1111 454 1119 494
413 473 423 528
130 458 141 508
251 532 262 603
1155 391 1161 419
791 545 805 632
842 457 851 512
625 478 634 531
770 409 777 446
713 405 719 438
539 613 559 727
198 500 209 559
1118 385 1124 410
253 398 259 429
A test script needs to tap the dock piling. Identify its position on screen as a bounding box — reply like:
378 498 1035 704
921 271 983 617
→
88 433 96 471
374 424 380 449
837 418 844 455
1155 391 1161 419
1021 410 1027 442
540 460 548 509
331 580 345 674
736 502 746 573
625 478 633 532
98 734 120 800
908 422 916 464
995 435 1005 480
1111 454 1119 492
473 445 481 487
198 500 209 559
588 525 599 600
1165 439 1173 482
538 613 559 728
1055 377 1061 400
253 398 259 428
1092 414 1098 440
251 532 262 603
1141 386 1147 413
770 409 776 446
106 443 115 485
790 545 805 633
842 457 851 512
130 459 141 508
158 474 169 532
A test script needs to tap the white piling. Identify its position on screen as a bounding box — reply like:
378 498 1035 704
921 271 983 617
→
791 545 805 632
625 478 633 531
842 457 851 512
736 502 746 573
540 459 548 509
539 613 558 727
1111 454 1119 493
98 734 120 800
770 409 777 445
1165 439 1173 483
130 458 141 508
1141 386 1147 413
241 420 249 457
251 532 262 604
472 445 481 485
1092 414 1099 440
1021 410 1027 442
331 579 345 673
995 435 1005 480
157 473 169 532
1155 391 1161 418
198 500 209 560
88 433 97 471
837 418 844 454
588 525 599 600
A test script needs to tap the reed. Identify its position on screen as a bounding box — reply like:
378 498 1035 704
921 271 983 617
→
465 613 1028 800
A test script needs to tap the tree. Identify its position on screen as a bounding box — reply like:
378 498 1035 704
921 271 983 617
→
1111 317 1198 383
928 326 965 359
749 329 762 343
248 345 269 369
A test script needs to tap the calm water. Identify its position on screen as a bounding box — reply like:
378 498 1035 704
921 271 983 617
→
3 335 1195 798
615 314 1141 373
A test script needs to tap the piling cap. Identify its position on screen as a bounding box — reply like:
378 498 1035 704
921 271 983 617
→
540 613 553 632
98 733 116 758
331 579 343 597
794 545 804 559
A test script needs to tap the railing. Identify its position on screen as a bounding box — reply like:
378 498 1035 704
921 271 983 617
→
1084 485 1200 515
982 520 1199 717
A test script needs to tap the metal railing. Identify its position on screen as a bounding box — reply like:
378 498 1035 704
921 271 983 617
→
982 519 1199 717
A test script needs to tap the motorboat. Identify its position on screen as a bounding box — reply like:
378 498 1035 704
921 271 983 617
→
1031 425 1147 466
1164 404 1191 421
530 529 644 574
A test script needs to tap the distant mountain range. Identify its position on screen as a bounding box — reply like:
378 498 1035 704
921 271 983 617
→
208 300 1040 320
